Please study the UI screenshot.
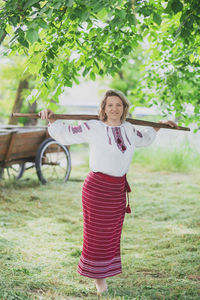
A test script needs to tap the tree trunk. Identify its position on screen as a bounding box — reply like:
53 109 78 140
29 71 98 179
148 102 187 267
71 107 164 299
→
0 31 6 45
8 79 29 125
24 101 37 126
118 71 124 80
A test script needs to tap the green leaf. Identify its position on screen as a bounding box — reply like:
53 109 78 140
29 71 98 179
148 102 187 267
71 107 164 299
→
81 10 90 22
47 49 55 59
153 13 162 25
39 3 51 14
92 2 104 13
26 28 39 44
99 69 104 76
171 0 183 14
86 22 93 30
142 6 153 17
97 8 108 20
74 77 80 85
82 68 90 77
18 37 29 48
189 54 195 63
131 39 139 48
124 46 132 55
49 101 59 110
128 15 136 26
38 19 48 29
46 8 53 18
53 2 62 10
86 59 93 68
5 24 13 35
89 28 96 39
16 28 25 37
66 0 74 8
90 71 96 81
115 9 126 20
9 16 20 27
165 0 173 13
24 0 40 10
65 80 72 87
94 60 99 70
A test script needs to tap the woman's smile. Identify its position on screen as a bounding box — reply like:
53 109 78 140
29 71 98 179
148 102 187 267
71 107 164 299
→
104 96 124 125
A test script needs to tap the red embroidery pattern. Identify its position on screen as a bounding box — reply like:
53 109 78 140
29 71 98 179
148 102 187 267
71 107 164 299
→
84 122 90 130
124 129 131 145
111 127 127 153
137 130 143 138
72 125 83 134
107 127 111 145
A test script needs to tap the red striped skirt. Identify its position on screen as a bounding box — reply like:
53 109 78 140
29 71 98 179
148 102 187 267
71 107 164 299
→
77 171 131 279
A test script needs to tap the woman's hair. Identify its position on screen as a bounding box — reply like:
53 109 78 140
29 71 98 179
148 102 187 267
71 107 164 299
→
98 89 130 122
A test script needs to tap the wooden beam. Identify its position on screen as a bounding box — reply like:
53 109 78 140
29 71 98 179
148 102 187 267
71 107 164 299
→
12 113 190 131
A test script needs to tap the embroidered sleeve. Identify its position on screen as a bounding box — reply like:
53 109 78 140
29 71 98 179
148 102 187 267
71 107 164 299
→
132 126 157 147
48 120 91 145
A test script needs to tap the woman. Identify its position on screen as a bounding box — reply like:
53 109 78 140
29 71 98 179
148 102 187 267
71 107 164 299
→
39 90 178 297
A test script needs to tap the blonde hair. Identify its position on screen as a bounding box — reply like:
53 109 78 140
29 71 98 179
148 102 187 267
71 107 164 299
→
98 90 130 122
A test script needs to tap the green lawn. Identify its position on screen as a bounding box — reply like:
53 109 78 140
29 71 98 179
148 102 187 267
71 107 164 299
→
0 152 200 299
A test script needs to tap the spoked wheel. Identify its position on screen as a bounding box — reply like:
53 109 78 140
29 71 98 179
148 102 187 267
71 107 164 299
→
35 138 71 184
0 163 25 180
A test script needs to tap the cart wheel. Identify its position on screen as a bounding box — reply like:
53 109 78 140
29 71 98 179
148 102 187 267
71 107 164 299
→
0 163 25 180
35 138 71 184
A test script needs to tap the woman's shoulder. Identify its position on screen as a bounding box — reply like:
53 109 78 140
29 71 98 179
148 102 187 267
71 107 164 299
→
123 120 134 129
123 121 137 134
83 119 103 130
87 119 101 125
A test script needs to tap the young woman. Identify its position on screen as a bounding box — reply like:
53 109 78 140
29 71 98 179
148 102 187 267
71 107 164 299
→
39 90 178 298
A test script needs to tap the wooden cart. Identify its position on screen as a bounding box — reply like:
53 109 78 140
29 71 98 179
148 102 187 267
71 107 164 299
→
0 125 71 184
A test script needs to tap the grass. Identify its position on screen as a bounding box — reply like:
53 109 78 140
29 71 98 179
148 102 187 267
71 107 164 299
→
0 147 200 300
132 142 200 173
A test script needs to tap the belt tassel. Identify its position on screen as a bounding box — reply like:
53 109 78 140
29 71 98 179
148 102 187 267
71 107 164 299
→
125 176 132 214
126 192 131 214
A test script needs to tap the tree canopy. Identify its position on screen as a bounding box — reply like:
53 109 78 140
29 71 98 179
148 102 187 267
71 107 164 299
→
0 0 200 128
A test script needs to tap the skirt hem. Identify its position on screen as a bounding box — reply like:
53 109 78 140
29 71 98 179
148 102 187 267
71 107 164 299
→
77 268 122 279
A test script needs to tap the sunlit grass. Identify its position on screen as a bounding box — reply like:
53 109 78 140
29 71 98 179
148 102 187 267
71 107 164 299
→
0 150 199 299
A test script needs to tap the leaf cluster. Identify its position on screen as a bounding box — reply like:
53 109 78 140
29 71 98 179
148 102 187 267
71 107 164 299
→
111 0 200 129
0 0 141 104
0 0 200 128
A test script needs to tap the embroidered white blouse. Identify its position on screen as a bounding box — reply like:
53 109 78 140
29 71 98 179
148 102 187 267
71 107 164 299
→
48 120 156 177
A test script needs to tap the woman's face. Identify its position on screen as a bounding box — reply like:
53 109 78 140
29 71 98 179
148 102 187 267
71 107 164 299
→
104 96 124 122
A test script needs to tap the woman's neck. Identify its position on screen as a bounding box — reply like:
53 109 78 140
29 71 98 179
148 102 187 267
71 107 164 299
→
104 119 122 126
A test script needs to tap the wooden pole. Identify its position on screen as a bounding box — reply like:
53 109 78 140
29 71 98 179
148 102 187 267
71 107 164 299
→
12 113 190 131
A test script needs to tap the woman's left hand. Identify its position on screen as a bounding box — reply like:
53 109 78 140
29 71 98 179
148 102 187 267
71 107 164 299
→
154 120 179 132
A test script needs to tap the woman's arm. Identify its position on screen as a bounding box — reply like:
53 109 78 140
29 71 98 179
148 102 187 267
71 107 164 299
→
38 109 91 145
132 119 179 148
38 109 55 123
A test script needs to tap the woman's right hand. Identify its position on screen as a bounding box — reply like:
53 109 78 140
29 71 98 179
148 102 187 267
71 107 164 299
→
38 109 54 123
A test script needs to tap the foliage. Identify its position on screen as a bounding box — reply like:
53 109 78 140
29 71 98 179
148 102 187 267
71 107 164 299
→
0 0 141 105
110 0 200 129
135 0 200 129
0 0 200 126
0 56 38 123
110 46 146 107
0 57 28 120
